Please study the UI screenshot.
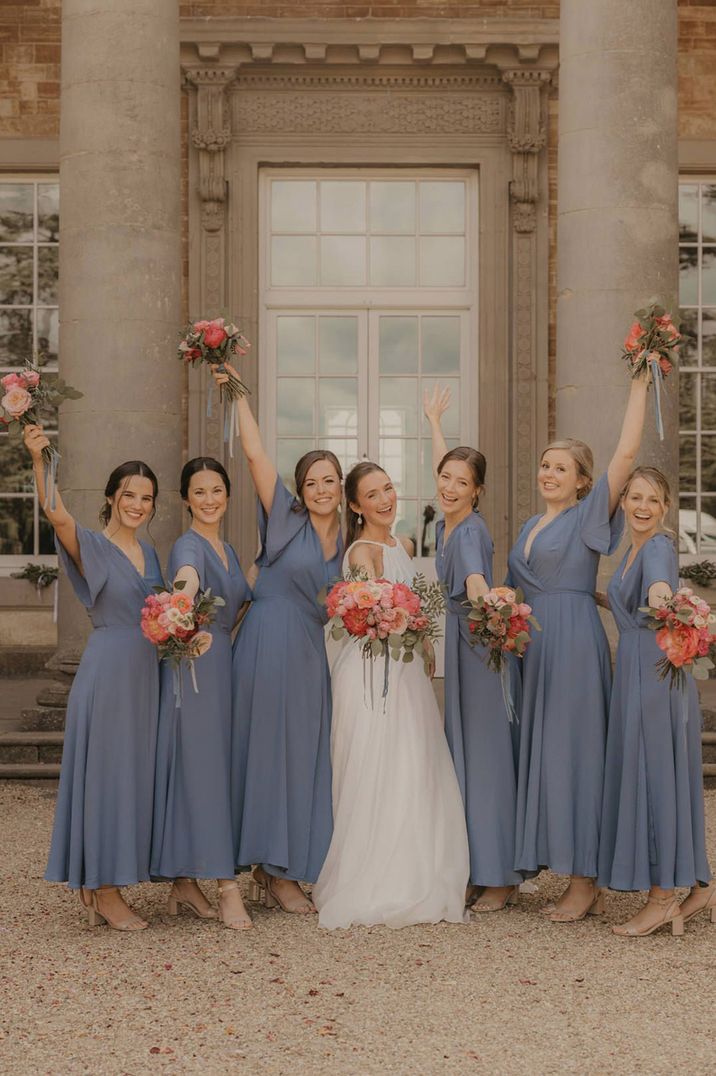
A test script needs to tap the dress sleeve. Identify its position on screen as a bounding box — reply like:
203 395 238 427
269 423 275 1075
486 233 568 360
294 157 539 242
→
445 522 491 598
256 476 307 566
168 533 206 590
55 524 108 608
641 534 678 598
577 472 624 555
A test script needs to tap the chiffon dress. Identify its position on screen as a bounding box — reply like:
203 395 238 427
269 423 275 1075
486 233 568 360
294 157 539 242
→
436 513 522 888
313 539 469 929
230 478 342 883
45 525 163 890
151 530 251 881
507 474 623 878
598 534 712 892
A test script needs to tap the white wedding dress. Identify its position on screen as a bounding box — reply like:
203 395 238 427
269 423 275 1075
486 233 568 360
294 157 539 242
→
313 539 470 929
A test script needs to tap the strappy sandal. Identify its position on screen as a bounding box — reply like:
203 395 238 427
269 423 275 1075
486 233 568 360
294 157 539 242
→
251 867 315 914
86 887 148 931
472 886 519 913
217 881 252 930
612 893 684 937
167 881 217 920
680 882 716 926
549 885 605 923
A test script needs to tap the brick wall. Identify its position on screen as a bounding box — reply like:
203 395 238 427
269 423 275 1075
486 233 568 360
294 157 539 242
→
0 1 61 138
679 1 716 139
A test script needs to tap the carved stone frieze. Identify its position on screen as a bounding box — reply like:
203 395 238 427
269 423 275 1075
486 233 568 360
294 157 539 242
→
502 69 551 233
183 66 238 233
232 88 505 135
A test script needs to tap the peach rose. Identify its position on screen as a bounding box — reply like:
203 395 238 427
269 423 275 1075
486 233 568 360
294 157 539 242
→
1 386 32 418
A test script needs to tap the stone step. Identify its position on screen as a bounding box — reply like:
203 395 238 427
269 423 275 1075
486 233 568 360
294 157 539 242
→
701 708 716 733
0 732 64 764
0 763 60 780
20 706 66 733
0 646 54 678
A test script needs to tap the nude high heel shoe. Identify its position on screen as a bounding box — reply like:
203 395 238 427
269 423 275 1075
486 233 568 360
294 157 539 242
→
217 881 252 930
680 882 716 926
86 888 148 931
549 886 605 923
612 893 684 937
167 882 217 920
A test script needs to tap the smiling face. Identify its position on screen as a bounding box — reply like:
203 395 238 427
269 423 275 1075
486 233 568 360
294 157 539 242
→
437 458 481 519
622 474 666 541
107 476 156 530
185 468 228 526
301 459 342 518
538 449 585 507
351 469 397 528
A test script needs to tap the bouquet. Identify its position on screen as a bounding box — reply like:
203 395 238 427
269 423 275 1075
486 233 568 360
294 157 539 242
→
641 586 716 691
140 582 225 702
621 302 682 441
178 317 250 457
465 586 540 722
1 360 83 508
325 573 444 703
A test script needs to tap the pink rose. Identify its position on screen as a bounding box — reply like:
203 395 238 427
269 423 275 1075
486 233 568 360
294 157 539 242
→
202 318 228 349
1 372 25 390
23 369 40 388
192 320 210 332
1 386 33 418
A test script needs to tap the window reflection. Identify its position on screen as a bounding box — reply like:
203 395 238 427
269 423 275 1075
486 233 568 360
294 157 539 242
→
379 316 418 374
679 185 699 243
320 181 365 233
380 377 418 437
0 247 33 305
380 438 418 498
420 181 465 235
369 182 415 234
0 184 33 242
318 378 357 438
679 247 698 305
272 236 317 286
271 181 316 232
277 316 315 375
319 317 358 375
277 378 314 435
420 237 464 287
0 309 32 366
370 236 416 287
320 235 365 286
422 316 460 374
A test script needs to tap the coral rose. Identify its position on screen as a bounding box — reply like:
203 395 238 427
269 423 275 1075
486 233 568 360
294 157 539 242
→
202 319 228 348
656 624 699 668
170 593 193 614
1 386 32 418
624 321 644 352
343 606 370 637
141 618 170 644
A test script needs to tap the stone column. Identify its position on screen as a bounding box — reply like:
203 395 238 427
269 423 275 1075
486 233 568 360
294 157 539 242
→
556 0 679 486
52 0 182 678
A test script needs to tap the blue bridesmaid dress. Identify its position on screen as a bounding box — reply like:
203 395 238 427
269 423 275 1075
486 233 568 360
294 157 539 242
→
45 525 163 890
507 474 623 878
436 513 522 888
598 533 712 891
151 530 251 881
231 478 343 883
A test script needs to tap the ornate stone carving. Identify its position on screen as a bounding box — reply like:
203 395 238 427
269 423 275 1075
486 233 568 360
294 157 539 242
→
183 66 237 233
502 69 551 233
233 89 504 135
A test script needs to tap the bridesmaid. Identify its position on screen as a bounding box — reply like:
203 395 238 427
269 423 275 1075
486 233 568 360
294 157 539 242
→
151 458 253 930
508 372 649 922
24 424 163 931
424 387 522 913
212 362 343 913
598 467 713 936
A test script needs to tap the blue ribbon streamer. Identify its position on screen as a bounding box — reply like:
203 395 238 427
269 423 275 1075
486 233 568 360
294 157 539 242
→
42 450 59 512
500 661 518 724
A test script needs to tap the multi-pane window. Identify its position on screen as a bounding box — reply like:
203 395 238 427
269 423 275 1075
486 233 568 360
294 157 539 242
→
264 171 476 558
0 179 59 557
679 180 716 554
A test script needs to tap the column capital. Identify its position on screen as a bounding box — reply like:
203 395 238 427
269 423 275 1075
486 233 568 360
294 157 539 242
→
501 68 551 231
183 65 238 232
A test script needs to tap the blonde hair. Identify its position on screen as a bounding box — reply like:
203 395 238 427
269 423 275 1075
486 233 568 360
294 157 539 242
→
621 466 672 532
540 438 593 500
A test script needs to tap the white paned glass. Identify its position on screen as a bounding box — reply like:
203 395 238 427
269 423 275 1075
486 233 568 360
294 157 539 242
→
703 309 716 365
320 181 366 233
681 434 697 491
679 308 699 366
319 437 359 476
380 377 418 437
277 439 311 493
420 181 466 234
420 236 465 287
38 245 59 305
271 180 316 232
422 316 461 374
0 247 33 305
394 499 418 550
679 184 699 243
271 236 317 286
679 248 698 305
37 184 59 242
380 438 418 497
318 378 358 437
421 378 460 438
0 308 32 366
379 316 418 374
36 308 59 364
277 378 315 435
277 316 315 375
319 317 358 374
369 182 415 234
320 235 366 286
703 248 716 305
702 436 716 492
370 236 416 287
702 185 716 243
0 183 34 242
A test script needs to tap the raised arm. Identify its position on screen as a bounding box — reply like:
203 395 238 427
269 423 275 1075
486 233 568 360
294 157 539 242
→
423 385 451 478
211 362 277 513
23 424 81 569
606 373 649 514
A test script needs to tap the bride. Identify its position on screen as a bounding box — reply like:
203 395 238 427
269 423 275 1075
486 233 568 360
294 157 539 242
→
313 461 470 929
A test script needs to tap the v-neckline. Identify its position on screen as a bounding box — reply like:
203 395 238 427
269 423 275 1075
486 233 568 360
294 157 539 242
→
620 543 645 583
309 518 342 565
440 512 474 557
523 506 575 561
192 529 230 574
101 533 147 580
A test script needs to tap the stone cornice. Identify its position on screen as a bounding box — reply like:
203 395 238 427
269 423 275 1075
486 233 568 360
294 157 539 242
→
179 17 559 71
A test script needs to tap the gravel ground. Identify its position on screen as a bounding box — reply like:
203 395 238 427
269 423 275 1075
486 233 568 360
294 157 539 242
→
1 782 714 1076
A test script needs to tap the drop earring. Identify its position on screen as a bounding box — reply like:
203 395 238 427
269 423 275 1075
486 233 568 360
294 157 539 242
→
357 513 363 526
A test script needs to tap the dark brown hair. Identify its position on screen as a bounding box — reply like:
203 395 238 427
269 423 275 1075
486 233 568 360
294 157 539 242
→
180 457 231 517
437 446 487 510
344 461 388 547
99 461 158 527
293 449 343 512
